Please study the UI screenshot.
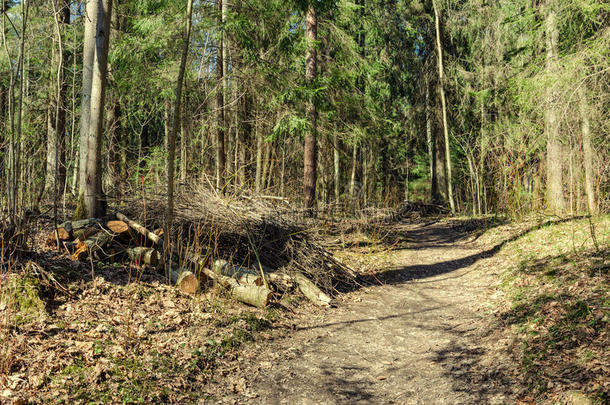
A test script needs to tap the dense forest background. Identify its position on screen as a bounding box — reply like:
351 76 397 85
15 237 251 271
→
1 0 609 224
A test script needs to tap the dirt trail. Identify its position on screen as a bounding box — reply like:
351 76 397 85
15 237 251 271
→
222 222 517 404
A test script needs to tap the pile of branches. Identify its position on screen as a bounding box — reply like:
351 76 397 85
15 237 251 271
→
117 186 358 306
384 200 449 222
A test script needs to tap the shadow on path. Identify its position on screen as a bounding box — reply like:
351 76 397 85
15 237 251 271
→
359 216 587 286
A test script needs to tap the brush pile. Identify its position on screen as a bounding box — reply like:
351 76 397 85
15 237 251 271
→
385 200 449 222
48 186 358 308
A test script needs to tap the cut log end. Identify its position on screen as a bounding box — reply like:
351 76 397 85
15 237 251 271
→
47 227 71 246
106 220 130 235
176 271 200 294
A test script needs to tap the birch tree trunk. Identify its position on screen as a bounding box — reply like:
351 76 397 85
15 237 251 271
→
303 4 318 215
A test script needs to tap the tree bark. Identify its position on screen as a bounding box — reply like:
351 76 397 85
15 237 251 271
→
202 268 271 308
222 0 232 183
116 211 163 245
126 247 160 266
432 0 455 213
215 0 225 191
105 98 121 190
45 0 70 196
303 4 318 215
425 74 441 203
78 0 97 195
255 114 263 192
237 92 249 186
166 0 194 258
293 271 331 307
164 98 171 150
544 0 565 214
578 87 596 214
80 0 112 218
333 133 340 204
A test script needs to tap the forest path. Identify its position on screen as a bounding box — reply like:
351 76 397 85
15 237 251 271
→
221 221 518 404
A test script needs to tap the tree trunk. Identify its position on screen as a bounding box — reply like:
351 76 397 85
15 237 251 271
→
255 115 263 192
432 0 455 213
45 0 69 197
222 0 232 184
81 0 112 218
261 138 271 191
164 98 171 150
425 75 440 203
303 4 318 215
4 0 28 223
578 87 596 214
166 0 194 259
215 0 225 191
78 0 97 195
349 142 357 209
105 99 121 191
544 1 565 214
237 93 249 186
180 108 188 183
333 133 340 204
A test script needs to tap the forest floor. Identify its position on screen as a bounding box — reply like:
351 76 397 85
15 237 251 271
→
1 214 608 404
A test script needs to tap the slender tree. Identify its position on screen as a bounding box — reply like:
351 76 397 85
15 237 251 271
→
165 0 194 258
215 0 226 191
432 0 454 213
303 3 318 215
45 0 70 195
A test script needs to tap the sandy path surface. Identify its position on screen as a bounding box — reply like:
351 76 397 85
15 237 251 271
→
220 222 517 404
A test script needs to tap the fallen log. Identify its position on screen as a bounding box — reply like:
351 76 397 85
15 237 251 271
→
213 259 264 286
116 212 162 246
71 231 114 261
266 272 295 292
47 218 105 245
73 227 100 242
203 268 271 308
126 247 160 267
173 270 200 294
293 271 331 307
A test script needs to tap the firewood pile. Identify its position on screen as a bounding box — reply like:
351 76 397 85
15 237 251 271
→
47 187 359 308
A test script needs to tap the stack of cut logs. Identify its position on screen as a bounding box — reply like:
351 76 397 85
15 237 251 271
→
47 212 332 309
